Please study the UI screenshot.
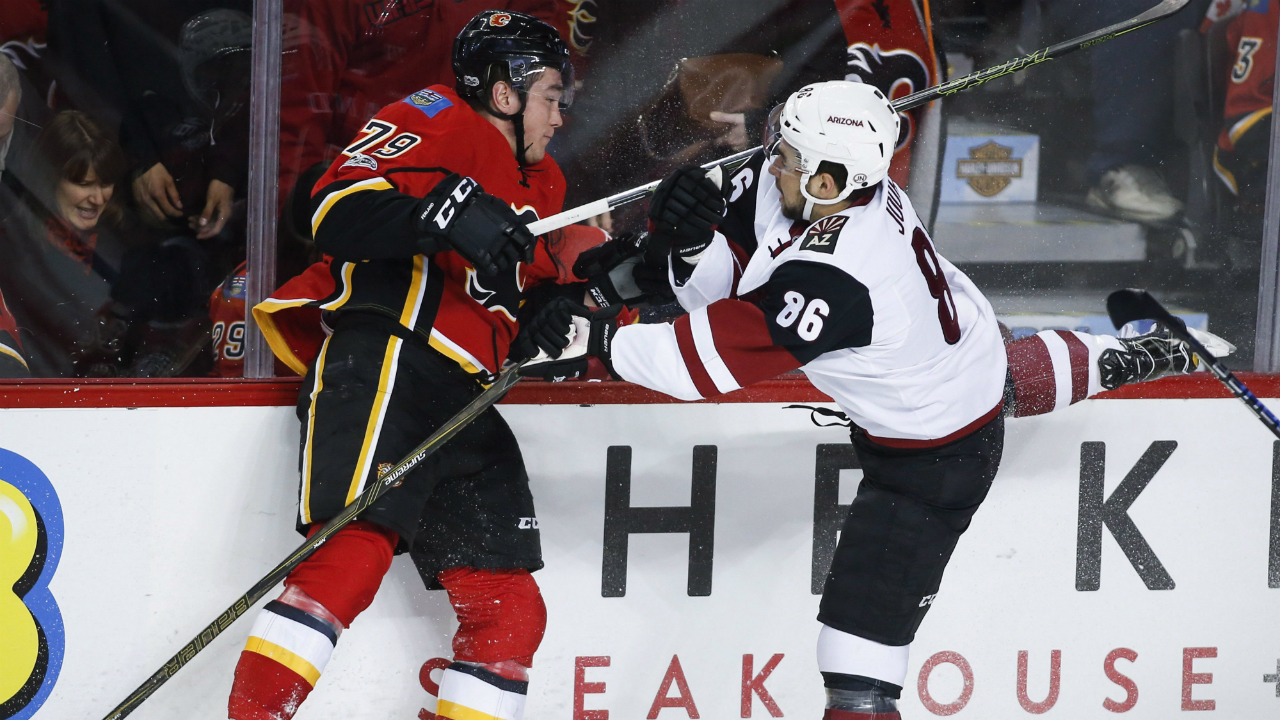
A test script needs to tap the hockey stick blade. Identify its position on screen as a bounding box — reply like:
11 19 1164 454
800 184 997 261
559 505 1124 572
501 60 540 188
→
1106 287 1188 334
528 0 1190 238
1106 289 1280 440
101 364 525 720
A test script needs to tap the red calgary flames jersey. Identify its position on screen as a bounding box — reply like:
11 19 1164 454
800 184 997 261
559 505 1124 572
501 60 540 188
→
209 262 294 377
1219 0 1277 142
208 262 249 377
257 84 571 377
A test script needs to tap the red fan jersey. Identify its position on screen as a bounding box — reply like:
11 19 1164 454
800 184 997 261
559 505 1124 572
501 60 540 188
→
258 84 581 377
208 262 294 377
1218 0 1277 144
834 0 941 187
0 283 28 377
0 0 46 45
277 0 574 206
208 262 248 377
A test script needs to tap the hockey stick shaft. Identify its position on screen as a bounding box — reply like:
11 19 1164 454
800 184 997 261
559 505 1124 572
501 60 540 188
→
102 364 525 720
894 0 1190 112
528 0 1190 238
525 147 757 235
1106 289 1280 440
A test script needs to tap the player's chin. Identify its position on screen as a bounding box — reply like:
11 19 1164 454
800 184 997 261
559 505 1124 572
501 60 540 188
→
523 145 549 165
779 199 804 221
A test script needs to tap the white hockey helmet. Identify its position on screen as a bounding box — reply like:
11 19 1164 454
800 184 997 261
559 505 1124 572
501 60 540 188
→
769 80 899 220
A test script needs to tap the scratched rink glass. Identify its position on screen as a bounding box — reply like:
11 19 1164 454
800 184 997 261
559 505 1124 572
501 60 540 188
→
0 0 256 380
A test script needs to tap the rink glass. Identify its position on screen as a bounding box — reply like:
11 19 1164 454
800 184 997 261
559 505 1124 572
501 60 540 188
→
2 0 1278 383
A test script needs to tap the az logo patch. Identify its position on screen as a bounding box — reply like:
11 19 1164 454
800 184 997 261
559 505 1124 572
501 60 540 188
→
799 215 848 254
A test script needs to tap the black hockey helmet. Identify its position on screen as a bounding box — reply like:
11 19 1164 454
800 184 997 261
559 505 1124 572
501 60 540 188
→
453 10 574 111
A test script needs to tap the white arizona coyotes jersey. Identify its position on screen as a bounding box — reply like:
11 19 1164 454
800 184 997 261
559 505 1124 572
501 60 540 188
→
612 151 1008 444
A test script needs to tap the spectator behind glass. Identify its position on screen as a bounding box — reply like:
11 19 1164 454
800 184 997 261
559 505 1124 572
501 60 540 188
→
1047 0 1211 222
0 109 130 377
0 284 27 377
0 56 20 174
131 7 251 242
1212 0 1276 208
0 50 49 182
0 0 47 46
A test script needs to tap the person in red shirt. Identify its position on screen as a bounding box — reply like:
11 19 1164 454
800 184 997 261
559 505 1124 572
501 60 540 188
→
0 285 29 378
1213 0 1278 205
0 0 46 46
230 12 607 720
277 0 574 207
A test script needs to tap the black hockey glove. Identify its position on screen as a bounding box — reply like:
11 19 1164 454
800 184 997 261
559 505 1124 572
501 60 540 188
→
573 231 647 279
515 297 621 381
647 165 726 266
575 232 649 308
415 174 536 276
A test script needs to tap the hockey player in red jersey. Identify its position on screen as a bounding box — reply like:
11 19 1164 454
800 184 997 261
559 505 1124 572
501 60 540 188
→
516 80 1233 719
229 12 605 720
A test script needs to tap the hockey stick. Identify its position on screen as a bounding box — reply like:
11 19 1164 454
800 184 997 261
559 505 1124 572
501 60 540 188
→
527 0 1191 238
102 363 525 720
526 148 753 235
1107 289 1280 440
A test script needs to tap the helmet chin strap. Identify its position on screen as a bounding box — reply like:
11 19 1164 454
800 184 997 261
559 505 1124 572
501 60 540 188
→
798 171 858 222
486 91 532 173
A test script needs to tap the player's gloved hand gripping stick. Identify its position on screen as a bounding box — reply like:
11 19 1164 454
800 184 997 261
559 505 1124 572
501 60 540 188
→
515 297 621 381
100 2 1194 715
1107 289 1280 440
416 173 537 276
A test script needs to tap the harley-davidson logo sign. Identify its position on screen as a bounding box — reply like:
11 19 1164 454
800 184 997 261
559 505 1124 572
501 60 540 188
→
956 141 1023 197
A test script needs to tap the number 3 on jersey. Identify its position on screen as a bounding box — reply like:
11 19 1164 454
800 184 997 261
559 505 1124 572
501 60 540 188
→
911 228 961 344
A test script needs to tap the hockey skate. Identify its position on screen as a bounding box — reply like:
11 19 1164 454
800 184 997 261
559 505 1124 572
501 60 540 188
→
1098 324 1236 390
823 687 901 720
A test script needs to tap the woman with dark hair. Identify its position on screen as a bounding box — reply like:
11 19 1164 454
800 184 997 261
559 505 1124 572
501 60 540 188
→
0 109 132 377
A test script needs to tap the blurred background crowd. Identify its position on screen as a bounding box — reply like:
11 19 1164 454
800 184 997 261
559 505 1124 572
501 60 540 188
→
0 0 1271 380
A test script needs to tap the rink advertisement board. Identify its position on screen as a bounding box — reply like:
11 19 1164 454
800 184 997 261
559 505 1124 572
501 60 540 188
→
0 390 1278 719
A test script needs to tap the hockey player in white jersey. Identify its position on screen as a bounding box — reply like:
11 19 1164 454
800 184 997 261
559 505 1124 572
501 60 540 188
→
514 80 1231 719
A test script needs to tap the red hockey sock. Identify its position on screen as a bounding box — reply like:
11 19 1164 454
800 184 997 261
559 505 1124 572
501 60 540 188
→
227 521 398 720
438 567 546 667
229 650 316 720
286 520 398 626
